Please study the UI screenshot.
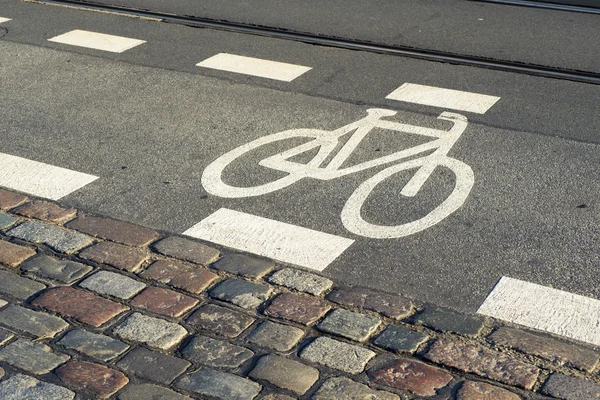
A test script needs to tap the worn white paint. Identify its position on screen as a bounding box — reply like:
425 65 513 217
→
183 208 354 271
0 153 98 200
197 53 312 82
0 18 11 24
48 30 146 53
478 276 600 346
386 83 500 114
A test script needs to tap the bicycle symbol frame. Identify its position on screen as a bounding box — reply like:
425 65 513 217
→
201 108 474 239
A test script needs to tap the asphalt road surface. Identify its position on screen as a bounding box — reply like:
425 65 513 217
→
1 0 599 314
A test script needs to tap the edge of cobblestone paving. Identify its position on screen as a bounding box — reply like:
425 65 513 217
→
0 187 598 399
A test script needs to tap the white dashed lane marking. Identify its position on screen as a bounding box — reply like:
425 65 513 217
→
197 53 312 82
478 276 600 346
48 30 146 53
387 83 501 114
0 153 98 200
0 17 11 23
183 208 354 271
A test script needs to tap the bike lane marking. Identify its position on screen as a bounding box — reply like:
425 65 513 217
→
197 53 312 82
478 276 600 346
48 30 146 53
0 153 98 201
386 83 501 114
0 18 11 24
183 208 354 271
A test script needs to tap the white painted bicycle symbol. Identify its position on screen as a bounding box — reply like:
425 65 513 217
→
202 108 474 239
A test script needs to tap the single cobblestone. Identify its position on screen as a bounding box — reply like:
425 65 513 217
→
113 312 188 350
210 278 272 309
186 304 255 337
0 270 46 300
0 374 75 400
250 354 319 395
8 221 93 254
317 308 381 342
13 200 76 223
141 259 220 294
117 347 190 384
268 268 333 296
32 286 128 327
56 360 129 399
181 335 254 368
246 321 304 352
300 337 375 374
489 327 599 372
0 327 14 345
0 190 27 209
415 306 485 336
67 215 159 246
0 212 18 229
327 287 414 319
0 305 68 338
264 292 330 325
154 236 220 265
130 287 199 318
80 270 146 299
21 254 93 283
176 367 261 400
212 254 274 278
425 338 539 390
0 339 69 374
541 373 600 400
79 242 148 272
313 377 399 400
117 383 192 400
368 357 453 397
457 381 521 400
57 329 129 361
260 394 295 400
373 325 429 353
0 239 36 267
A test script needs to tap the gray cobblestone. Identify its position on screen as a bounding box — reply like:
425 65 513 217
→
541 373 600 400
212 254 274 278
117 347 191 384
117 383 192 400
0 374 75 400
374 325 429 353
176 367 261 400
186 304 255 338
300 337 376 374
0 270 46 300
210 278 272 309
246 321 304 352
415 306 485 337
80 270 146 299
327 288 414 320
249 354 319 395
113 312 188 350
181 335 254 368
0 339 69 374
317 308 381 342
7 221 93 254
0 327 14 345
21 254 93 284
0 305 68 338
313 377 399 400
0 212 18 229
268 268 333 296
57 329 129 362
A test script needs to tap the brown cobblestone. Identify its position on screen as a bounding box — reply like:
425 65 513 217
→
0 239 36 267
264 293 331 325
32 286 128 327
131 287 199 317
457 381 521 400
140 260 219 294
79 242 148 272
425 338 539 390
13 200 76 223
327 287 414 319
67 215 159 246
0 190 27 210
153 236 220 265
57 360 129 399
368 358 453 397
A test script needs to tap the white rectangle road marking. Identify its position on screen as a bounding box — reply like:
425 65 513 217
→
0 18 11 24
386 83 500 114
0 153 98 200
478 276 600 346
197 53 312 82
184 208 354 271
48 30 146 53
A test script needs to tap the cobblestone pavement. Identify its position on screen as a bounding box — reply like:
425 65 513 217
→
0 187 599 399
